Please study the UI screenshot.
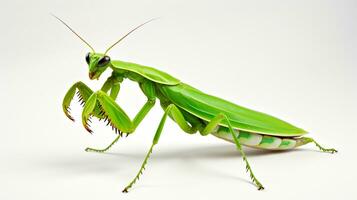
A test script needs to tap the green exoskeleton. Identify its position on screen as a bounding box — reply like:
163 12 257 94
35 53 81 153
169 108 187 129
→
56 16 337 192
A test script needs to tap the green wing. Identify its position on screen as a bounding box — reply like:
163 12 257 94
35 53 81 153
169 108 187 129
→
111 60 180 85
159 83 307 137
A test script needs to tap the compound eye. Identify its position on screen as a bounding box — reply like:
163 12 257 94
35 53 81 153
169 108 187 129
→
97 56 111 67
85 52 90 64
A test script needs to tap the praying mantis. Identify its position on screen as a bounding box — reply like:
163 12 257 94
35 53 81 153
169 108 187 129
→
55 16 337 193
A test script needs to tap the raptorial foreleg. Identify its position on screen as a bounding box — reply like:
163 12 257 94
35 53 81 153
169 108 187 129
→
62 76 120 121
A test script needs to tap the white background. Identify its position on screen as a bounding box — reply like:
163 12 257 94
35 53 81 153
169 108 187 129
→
1 0 356 199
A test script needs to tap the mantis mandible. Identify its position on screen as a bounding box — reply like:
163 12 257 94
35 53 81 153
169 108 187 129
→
55 16 337 193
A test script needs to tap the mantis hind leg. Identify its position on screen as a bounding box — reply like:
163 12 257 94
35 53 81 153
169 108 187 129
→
122 104 199 193
227 118 264 190
298 137 337 153
199 113 264 190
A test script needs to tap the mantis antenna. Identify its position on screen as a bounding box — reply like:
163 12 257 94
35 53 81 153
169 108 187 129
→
52 14 96 53
104 18 159 55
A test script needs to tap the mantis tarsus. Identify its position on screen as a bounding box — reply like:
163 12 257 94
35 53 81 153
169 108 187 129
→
55 16 337 193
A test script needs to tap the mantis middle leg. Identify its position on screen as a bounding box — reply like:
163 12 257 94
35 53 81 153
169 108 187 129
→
122 104 199 193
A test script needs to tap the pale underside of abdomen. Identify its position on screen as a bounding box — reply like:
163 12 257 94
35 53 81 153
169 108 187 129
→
212 126 305 150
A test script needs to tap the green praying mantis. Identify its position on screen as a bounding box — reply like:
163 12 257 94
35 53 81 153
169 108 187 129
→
56 16 337 193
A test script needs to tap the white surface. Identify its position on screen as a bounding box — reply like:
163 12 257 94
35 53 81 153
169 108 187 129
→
1 0 356 199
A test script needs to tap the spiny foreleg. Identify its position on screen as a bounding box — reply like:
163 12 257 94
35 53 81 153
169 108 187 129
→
81 82 156 151
62 76 119 122
81 81 156 134
80 81 155 153
62 81 96 121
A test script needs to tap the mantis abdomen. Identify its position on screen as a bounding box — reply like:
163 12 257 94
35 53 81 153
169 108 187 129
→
212 127 309 150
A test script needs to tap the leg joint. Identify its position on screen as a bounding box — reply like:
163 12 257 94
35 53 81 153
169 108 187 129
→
74 81 85 86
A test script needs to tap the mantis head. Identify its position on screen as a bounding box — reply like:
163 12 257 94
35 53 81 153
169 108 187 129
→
53 14 157 80
86 53 111 80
